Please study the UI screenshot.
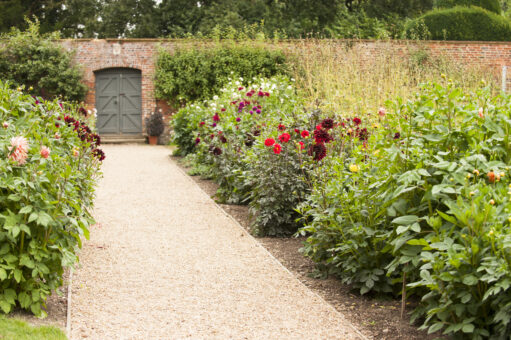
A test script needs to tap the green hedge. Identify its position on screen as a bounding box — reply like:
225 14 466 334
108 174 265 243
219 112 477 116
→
406 6 511 41
155 44 289 105
0 21 87 102
435 0 501 14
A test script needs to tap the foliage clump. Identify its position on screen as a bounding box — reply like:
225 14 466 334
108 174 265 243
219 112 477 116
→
155 44 288 105
145 112 165 136
0 21 87 102
436 0 501 14
406 6 511 41
0 82 102 317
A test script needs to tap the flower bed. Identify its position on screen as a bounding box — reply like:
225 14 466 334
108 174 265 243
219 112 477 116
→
172 74 511 338
0 82 103 317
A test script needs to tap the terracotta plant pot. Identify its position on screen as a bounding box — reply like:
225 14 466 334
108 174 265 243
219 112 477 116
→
148 136 158 145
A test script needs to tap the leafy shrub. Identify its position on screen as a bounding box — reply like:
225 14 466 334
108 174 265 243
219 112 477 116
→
405 6 511 41
171 76 329 235
0 20 87 102
155 44 289 105
436 0 501 14
299 81 511 338
145 112 165 136
0 82 103 317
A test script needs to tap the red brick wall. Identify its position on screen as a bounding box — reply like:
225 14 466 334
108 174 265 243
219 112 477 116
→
61 39 511 135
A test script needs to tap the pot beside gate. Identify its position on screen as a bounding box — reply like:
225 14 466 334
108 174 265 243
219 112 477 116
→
148 135 158 145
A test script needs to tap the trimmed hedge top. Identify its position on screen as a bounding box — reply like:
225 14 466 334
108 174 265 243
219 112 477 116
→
406 6 511 41
435 0 501 14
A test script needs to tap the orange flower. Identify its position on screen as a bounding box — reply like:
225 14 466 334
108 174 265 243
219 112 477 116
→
488 171 495 183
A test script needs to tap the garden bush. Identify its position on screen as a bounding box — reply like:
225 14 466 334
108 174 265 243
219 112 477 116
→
0 20 87 102
0 81 103 317
435 0 501 14
405 6 511 41
154 43 289 106
298 80 511 338
172 76 332 235
170 61 511 337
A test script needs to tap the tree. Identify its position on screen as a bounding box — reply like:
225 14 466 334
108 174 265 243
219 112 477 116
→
0 20 87 101
96 0 159 38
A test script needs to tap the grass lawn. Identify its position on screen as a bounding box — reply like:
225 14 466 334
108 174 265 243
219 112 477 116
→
0 316 67 340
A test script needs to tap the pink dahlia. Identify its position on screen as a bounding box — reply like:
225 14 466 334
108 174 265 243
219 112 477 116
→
40 146 50 159
9 136 29 165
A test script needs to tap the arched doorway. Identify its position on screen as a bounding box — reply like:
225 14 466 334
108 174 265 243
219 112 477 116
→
95 68 142 135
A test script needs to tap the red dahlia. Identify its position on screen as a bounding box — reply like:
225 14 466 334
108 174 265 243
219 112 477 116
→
265 138 275 146
273 144 282 154
278 133 291 143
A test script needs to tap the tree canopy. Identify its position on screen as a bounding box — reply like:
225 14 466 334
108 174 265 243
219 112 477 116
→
0 0 510 39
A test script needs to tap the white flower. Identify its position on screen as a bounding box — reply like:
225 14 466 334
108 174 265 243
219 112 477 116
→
213 95 219 100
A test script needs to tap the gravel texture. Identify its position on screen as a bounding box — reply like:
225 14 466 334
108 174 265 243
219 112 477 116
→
70 144 364 340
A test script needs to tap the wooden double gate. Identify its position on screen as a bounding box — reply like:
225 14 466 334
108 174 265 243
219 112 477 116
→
95 68 142 135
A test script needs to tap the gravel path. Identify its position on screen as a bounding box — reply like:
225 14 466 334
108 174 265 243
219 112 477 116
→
70 144 364 340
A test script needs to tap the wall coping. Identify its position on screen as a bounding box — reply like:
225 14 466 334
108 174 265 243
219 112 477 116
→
58 38 511 46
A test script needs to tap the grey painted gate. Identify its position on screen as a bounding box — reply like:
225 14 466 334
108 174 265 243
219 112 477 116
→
95 68 142 135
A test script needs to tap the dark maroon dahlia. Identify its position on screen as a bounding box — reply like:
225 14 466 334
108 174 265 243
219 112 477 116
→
308 143 327 161
394 132 401 140
358 128 369 141
321 118 335 130
314 129 333 144
212 147 222 156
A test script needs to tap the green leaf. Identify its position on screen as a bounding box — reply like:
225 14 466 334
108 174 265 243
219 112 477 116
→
437 210 457 225
18 292 31 309
0 268 6 280
407 239 428 246
13 269 22 283
20 255 35 269
428 322 444 334
36 212 52 227
396 226 409 234
7 194 21 202
0 243 9 255
19 205 32 214
462 275 478 286
392 215 419 225
28 212 38 223
462 324 474 333
410 222 421 233
0 300 12 313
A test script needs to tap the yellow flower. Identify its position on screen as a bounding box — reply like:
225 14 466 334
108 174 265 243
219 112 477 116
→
490 199 495 205
373 150 380 156
473 169 480 176
500 172 505 177
349 164 360 173
469 191 475 197
508 216 511 223
466 173 472 179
